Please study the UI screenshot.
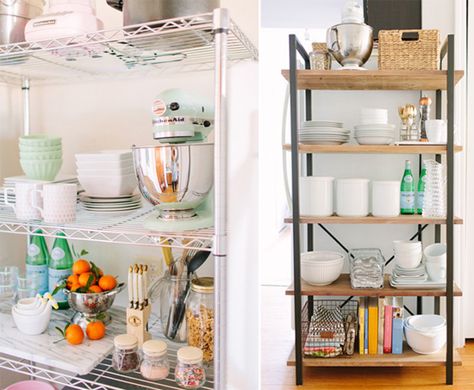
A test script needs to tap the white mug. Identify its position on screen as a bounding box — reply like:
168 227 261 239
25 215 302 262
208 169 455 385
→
425 120 447 143
300 177 334 217
4 183 42 221
31 183 77 224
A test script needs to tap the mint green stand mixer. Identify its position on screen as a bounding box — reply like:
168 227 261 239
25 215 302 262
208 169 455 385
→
132 89 214 232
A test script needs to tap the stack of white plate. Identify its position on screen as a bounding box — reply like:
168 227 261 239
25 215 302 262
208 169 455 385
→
355 108 395 145
391 263 428 285
299 120 349 145
79 193 142 213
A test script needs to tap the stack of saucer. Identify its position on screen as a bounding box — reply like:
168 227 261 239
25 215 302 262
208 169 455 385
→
299 120 349 145
354 108 395 145
79 193 142 214
391 263 428 285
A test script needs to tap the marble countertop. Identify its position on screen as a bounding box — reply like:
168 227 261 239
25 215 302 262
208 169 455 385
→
0 303 129 376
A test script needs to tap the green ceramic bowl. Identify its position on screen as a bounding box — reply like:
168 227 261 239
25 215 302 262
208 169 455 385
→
20 159 62 181
20 151 62 160
19 135 62 147
19 144 62 153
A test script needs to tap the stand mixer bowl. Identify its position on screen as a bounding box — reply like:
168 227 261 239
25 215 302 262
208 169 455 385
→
132 143 214 221
327 23 373 70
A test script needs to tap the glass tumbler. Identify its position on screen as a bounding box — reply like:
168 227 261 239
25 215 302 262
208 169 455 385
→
16 273 41 301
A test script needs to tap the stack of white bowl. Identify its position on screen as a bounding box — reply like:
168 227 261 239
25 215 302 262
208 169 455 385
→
76 150 138 198
301 251 345 286
354 108 395 145
404 315 446 354
391 241 428 285
19 135 62 181
424 243 446 282
299 120 349 145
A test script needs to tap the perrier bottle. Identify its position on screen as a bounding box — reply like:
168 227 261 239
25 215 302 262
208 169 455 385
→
400 160 415 215
26 230 50 295
49 232 73 309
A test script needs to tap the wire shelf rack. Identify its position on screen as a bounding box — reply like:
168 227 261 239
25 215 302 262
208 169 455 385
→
0 205 214 250
0 12 258 85
0 317 214 390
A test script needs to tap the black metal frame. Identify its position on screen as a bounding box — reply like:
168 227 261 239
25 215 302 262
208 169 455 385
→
288 34 457 386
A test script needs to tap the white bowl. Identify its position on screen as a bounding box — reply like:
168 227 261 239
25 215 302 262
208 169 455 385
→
355 136 394 145
78 174 138 197
426 261 446 282
424 243 446 261
395 253 422 269
301 251 345 286
11 305 52 335
404 316 446 354
77 166 135 177
354 123 395 130
76 158 133 170
394 241 422 250
75 150 132 163
406 315 446 332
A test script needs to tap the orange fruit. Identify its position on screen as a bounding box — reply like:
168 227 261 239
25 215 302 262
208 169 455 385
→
70 283 81 292
86 321 106 340
65 324 84 345
98 275 117 291
66 274 79 288
72 259 90 275
78 272 96 287
88 285 103 294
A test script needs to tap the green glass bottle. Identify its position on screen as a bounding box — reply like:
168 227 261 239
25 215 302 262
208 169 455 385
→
416 162 427 214
26 230 50 295
49 232 73 309
400 160 415 215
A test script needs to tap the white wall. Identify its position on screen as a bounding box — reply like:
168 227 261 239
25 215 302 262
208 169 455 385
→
0 1 258 389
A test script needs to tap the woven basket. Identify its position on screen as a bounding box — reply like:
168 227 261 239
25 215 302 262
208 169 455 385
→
378 29 440 70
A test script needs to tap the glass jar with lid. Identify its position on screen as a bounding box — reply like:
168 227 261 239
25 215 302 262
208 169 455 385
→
310 42 331 70
140 340 170 381
186 277 214 363
175 346 206 389
112 334 140 373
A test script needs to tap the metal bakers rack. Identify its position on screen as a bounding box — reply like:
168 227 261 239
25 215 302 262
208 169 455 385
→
0 8 257 390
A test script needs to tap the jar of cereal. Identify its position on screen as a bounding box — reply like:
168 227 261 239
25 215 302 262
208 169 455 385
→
175 346 206 389
186 277 214 363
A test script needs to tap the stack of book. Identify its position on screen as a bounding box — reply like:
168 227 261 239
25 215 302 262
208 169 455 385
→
358 297 404 355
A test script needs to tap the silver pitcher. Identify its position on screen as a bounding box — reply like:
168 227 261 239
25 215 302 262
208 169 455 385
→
0 0 44 44
106 0 220 25
327 23 373 70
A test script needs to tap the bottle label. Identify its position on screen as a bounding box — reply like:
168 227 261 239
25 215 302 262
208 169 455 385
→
49 268 71 303
403 176 413 184
417 191 425 212
51 247 66 261
26 264 48 294
27 244 40 257
401 191 415 210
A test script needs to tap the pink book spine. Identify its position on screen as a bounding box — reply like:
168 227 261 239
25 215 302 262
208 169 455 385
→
383 306 393 354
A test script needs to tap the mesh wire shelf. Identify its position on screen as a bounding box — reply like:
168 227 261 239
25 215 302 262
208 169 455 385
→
0 317 214 390
0 205 214 250
0 12 258 85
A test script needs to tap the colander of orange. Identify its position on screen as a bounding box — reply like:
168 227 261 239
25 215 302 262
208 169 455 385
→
63 258 124 328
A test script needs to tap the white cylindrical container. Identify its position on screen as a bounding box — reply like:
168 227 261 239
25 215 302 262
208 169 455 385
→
372 181 400 217
336 178 370 217
300 177 334 217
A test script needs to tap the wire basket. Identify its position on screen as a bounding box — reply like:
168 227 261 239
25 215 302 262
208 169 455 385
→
301 299 358 358
378 29 440 70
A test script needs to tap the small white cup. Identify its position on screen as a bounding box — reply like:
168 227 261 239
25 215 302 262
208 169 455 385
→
300 177 334 217
372 181 400 217
425 120 447 143
31 183 77 224
4 183 42 221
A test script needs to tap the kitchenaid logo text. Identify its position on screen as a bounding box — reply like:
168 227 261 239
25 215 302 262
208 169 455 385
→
153 116 191 126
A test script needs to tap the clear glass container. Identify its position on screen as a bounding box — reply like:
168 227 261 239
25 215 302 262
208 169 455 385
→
140 340 170 381
349 248 385 289
175 346 206 389
186 277 214 363
112 334 140 373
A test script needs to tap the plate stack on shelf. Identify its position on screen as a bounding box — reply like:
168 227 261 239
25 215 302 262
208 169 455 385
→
76 150 141 214
354 108 395 145
299 120 349 145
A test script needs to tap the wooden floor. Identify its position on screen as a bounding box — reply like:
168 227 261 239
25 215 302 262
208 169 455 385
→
261 286 474 390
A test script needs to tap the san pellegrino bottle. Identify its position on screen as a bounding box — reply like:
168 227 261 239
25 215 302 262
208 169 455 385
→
417 162 427 214
400 160 415 215
26 230 50 295
49 232 73 309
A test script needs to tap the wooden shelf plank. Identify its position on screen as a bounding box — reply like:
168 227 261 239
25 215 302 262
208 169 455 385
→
286 346 462 367
285 274 463 297
281 69 464 91
282 144 463 154
284 215 464 225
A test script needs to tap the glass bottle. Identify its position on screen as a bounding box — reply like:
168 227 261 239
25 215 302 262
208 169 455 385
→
419 96 432 142
49 232 73 309
175 346 206 389
26 230 50 295
400 160 415 215
140 340 170 381
186 277 214 363
112 334 140 373
417 162 427 215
